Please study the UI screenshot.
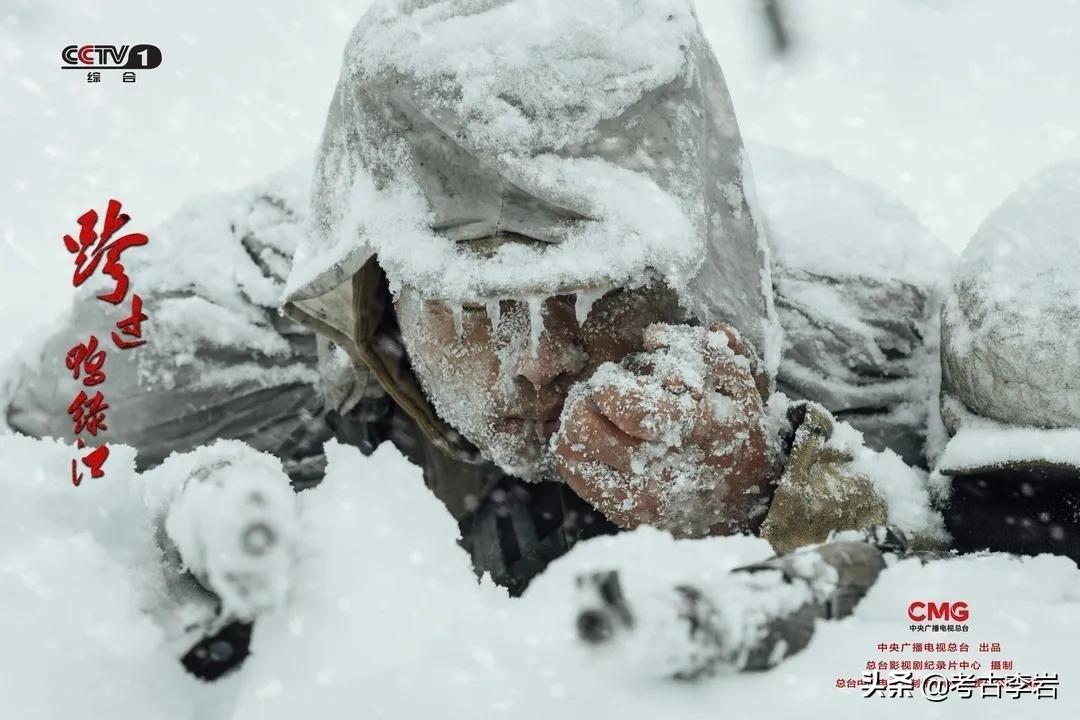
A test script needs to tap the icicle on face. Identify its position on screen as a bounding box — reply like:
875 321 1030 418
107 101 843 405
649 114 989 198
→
486 300 502 333
574 287 607 328
450 302 464 341
526 296 545 360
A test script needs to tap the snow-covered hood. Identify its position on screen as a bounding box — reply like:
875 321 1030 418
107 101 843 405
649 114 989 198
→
939 160 1080 476
282 0 778 376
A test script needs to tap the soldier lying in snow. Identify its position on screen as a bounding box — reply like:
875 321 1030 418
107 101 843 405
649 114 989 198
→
2 0 1075 680
278 0 946 595
0 0 957 597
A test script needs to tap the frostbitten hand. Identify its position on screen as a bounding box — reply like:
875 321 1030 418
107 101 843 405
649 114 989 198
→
552 323 773 537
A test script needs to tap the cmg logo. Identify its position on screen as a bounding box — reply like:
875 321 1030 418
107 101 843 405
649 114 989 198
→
908 601 970 622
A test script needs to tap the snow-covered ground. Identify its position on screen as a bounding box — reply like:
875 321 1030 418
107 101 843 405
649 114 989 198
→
2 433 1078 718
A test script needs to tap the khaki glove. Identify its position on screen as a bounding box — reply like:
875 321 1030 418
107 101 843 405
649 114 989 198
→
762 403 888 553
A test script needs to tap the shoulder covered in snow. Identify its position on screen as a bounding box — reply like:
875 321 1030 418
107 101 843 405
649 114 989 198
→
131 158 312 310
748 143 955 289
941 159 1080 429
2 162 320 462
750 144 953 465
956 159 1080 298
98 158 317 379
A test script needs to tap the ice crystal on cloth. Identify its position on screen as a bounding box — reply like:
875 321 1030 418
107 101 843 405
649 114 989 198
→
286 0 777 371
941 160 1080 433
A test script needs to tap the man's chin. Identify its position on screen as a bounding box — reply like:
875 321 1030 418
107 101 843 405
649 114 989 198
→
477 425 561 483
492 417 560 442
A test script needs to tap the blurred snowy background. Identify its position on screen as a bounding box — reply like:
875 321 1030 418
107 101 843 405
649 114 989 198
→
2 1 1080 717
2 0 1080 367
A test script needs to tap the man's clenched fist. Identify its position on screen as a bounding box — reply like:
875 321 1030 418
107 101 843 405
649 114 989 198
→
552 323 774 538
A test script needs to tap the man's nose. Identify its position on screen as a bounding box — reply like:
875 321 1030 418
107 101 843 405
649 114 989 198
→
512 323 585 389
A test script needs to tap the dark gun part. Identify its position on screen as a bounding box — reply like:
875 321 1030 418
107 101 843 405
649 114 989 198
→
575 527 904 678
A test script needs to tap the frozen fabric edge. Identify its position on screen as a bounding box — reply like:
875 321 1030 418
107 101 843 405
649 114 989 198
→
938 425 1080 475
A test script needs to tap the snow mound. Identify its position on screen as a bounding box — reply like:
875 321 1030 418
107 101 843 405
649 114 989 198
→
938 424 1080 474
3 434 1078 718
0 434 200 720
941 160 1080 431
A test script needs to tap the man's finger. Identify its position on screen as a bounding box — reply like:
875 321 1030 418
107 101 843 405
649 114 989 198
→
591 384 685 443
556 399 642 475
641 323 672 353
705 323 769 400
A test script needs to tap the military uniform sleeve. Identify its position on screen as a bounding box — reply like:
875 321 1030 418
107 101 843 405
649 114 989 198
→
4 162 332 487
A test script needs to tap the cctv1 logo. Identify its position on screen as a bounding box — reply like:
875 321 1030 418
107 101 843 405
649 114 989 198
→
908 601 970 623
61 44 162 70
